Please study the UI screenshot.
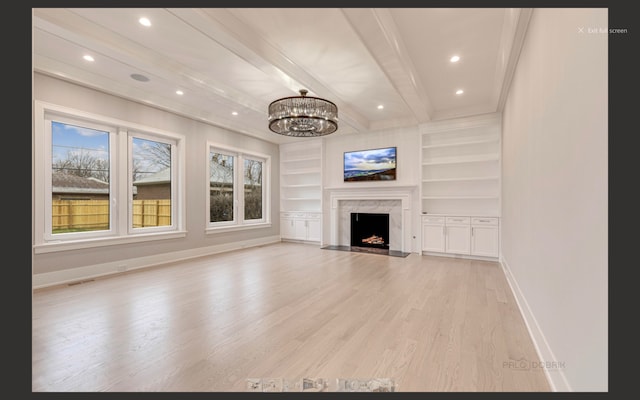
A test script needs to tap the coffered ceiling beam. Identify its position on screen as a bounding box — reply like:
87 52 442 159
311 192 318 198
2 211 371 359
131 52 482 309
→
170 8 370 133
341 8 435 124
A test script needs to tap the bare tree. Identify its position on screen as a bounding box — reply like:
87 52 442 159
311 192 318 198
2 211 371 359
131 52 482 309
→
53 148 110 182
135 141 171 170
132 139 171 182
210 152 234 222
244 159 263 220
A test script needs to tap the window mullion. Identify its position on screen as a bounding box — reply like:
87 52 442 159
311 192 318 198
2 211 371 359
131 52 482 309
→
236 154 243 225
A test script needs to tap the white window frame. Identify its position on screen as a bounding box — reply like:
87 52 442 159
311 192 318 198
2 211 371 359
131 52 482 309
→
128 131 179 235
206 142 271 234
33 101 186 254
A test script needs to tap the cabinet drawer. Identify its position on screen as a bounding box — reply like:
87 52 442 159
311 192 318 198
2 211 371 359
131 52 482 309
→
471 217 499 226
422 216 445 225
446 216 470 225
305 213 321 220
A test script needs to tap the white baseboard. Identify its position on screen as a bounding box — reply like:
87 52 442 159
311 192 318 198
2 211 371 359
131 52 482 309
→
422 251 498 262
499 255 572 392
33 235 281 289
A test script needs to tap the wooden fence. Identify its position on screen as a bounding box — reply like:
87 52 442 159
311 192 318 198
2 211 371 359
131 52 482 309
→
52 199 171 232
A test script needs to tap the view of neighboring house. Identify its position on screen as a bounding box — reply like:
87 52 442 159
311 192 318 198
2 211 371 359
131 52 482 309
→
51 171 111 200
132 168 170 200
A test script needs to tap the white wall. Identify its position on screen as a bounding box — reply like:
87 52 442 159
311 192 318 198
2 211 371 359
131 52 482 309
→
321 126 421 250
33 73 280 285
501 9 607 391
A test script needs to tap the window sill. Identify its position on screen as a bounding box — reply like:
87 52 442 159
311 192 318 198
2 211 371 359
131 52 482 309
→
33 230 188 254
206 222 271 235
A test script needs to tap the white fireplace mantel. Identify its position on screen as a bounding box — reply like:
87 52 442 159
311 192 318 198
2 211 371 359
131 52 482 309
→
326 186 418 253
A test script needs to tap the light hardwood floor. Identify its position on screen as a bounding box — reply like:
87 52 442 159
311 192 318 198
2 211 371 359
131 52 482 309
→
32 242 550 392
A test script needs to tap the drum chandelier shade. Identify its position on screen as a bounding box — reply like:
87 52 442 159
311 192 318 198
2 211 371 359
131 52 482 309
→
268 89 338 137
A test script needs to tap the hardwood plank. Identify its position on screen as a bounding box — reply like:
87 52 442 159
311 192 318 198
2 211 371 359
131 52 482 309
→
32 242 549 392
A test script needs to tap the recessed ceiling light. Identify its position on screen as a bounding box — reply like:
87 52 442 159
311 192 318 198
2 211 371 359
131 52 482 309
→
456 89 464 95
83 55 94 62
130 73 150 82
232 111 238 116
139 17 151 27
176 90 184 95
450 55 460 63
377 105 384 110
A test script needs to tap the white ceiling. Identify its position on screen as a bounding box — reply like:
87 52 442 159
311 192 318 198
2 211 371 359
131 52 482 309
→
32 8 531 144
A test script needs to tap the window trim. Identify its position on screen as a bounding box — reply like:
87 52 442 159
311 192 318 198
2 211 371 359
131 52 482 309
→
33 101 186 253
206 142 271 234
128 131 179 235
43 114 118 242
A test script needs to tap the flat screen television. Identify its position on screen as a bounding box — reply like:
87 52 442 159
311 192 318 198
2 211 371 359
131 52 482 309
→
344 146 397 182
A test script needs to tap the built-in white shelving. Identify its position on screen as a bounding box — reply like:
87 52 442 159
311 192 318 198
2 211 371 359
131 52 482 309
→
421 137 499 149
421 155 499 166
280 139 323 243
422 196 498 200
422 176 499 183
420 114 501 216
282 184 322 188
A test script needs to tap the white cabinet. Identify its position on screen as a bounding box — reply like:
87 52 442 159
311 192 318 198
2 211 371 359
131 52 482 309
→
445 217 471 255
281 217 296 240
471 217 499 257
281 212 321 243
422 215 498 260
307 218 321 242
422 216 445 252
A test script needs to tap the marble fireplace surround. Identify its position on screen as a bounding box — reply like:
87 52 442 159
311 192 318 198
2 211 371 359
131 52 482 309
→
327 187 415 253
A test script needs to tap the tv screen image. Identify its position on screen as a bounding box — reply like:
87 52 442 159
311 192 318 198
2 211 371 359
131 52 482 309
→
344 147 397 182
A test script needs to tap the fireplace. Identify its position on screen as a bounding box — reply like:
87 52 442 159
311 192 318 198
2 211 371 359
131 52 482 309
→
350 213 390 249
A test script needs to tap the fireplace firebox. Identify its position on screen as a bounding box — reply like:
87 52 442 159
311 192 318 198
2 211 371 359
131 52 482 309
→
350 213 390 249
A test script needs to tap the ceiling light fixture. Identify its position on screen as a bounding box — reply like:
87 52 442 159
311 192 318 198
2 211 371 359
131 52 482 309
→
83 55 94 62
139 17 151 27
232 111 238 116
450 55 460 63
377 105 384 110
456 89 464 95
176 90 184 95
268 89 338 137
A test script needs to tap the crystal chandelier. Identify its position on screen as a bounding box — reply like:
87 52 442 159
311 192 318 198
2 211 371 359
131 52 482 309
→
268 89 338 137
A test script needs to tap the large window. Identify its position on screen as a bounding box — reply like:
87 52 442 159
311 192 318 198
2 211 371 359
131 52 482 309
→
207 143 270 232
51 120 112 235
34 101 185 253
131 135 174 230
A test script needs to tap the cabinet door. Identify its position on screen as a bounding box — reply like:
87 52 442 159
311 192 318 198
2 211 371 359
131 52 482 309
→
445 225 471 254
294 219 307 240
281 218 296 239
422 224 445 252
471 226 499 257
306 219 321 242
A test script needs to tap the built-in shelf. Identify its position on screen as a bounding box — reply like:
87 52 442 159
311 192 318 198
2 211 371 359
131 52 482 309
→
282 198 321 201
421 137 500 149
421 155 499 166
281 169 320 175
420 114 501 216
280 139 323 217
422 196 499 200
282 156 321 163
422 176 499 183
282 184 322 188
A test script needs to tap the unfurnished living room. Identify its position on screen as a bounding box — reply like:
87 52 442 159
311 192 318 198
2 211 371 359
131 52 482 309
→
31 7 608 393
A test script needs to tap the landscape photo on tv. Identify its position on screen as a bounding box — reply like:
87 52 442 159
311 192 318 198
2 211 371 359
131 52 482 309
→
344 146 397 182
